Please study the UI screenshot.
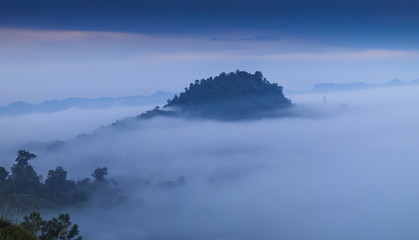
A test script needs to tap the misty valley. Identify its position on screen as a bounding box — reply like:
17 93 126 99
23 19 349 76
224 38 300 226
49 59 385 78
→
1 71 419 240
3 0 419 238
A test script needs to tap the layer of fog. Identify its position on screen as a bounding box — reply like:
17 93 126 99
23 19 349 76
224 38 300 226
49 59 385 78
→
0 105 151 158
2 85 419 239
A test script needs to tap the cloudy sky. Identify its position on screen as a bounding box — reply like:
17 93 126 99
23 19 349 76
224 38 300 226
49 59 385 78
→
2 0 419 105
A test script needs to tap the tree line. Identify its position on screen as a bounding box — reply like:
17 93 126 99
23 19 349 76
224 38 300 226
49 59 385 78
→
0 150 117 211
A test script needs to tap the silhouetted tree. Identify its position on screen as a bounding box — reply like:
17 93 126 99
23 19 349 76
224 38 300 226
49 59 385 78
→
20 212 43 237
44 166 80 205
45 166 67 188
0 167 8 181
0 166 10 194
10 150 41 195
92 167 108 182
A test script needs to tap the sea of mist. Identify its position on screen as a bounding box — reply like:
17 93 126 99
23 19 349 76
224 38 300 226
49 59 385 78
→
1 85 419 240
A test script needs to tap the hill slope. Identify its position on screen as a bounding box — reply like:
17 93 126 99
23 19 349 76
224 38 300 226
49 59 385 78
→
136 71 292 120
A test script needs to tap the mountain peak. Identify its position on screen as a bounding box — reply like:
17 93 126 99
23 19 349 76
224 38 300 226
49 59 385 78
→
137 70 292 120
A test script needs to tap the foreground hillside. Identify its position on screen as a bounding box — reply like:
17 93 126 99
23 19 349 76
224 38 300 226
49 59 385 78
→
0 219 37 240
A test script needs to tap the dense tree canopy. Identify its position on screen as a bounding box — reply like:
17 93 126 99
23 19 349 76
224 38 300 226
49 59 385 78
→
136 70 292 120
167 70 290 106
21 212 82 240
0 150 117 211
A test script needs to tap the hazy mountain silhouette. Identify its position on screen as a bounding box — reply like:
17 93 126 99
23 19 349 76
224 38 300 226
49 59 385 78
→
0 91 174 116
313 79 418 93
282 78 419 95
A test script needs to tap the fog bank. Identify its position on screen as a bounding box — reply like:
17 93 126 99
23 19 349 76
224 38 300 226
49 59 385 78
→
1 85 419 239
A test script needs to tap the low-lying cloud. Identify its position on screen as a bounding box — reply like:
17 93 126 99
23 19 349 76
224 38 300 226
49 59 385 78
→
0 105 151 155
1 85 419 240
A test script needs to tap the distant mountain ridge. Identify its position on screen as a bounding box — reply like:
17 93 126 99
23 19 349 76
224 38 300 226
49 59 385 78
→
0 91 174 116
313 78 419 92
284 78 419 95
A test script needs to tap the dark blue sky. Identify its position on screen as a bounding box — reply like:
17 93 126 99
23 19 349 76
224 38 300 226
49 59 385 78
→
2 0 419 104
2 0 419 42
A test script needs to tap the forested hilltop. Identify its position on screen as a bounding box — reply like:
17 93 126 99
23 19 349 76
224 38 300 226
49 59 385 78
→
136 71 292 121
